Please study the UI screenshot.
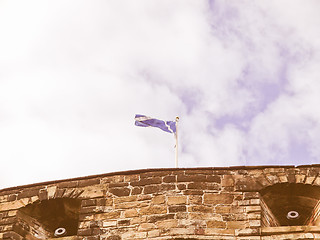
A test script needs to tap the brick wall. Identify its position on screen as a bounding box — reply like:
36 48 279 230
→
0 165 320 239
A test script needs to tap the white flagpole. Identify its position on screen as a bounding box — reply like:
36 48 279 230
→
175 116 179 168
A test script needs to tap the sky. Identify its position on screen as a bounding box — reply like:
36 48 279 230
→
0 0 320 189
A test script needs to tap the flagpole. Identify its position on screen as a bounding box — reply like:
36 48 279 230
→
175 116 179 168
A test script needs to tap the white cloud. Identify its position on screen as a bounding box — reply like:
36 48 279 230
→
0 0 320 188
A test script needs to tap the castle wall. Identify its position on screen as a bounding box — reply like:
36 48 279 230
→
0 165 320 239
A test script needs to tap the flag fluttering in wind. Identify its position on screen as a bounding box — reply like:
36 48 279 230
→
134 114 176 134
134 114 180 168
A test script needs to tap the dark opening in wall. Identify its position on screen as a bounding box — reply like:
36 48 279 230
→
260 183 320 227
15 198 81 239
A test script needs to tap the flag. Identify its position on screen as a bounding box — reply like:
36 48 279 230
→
134 114 176 133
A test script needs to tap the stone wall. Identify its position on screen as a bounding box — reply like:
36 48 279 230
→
0 165 320 239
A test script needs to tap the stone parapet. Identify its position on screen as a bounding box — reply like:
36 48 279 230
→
0 165 319 239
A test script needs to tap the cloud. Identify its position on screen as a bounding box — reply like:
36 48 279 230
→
0 0 320 188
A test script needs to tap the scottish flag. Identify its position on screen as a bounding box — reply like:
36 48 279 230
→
135 114 176 133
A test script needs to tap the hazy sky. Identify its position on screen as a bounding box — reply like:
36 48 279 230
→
1 0 320 189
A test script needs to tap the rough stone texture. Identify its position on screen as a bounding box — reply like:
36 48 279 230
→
0 165 320 239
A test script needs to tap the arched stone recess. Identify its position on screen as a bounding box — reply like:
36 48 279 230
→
14 197 81 239
5 183 102 239
259 183 320 227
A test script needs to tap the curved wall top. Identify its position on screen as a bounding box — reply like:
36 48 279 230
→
0 165 320 239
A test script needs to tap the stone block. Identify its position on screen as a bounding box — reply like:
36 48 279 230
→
161 183 176 191
108 182 129 188
131 187 143 195
188 205 212 213
118 219 130 226
139 205 167 215
206 175 221 183
168 205 186 213
144 185 161 194
246 206 261 213
295 174 306 184
222 175 234 187
205 227 235 236
167 196 187 205
189 212 222 221
147 229 160 237
138 222 156 231
189 195 203 204
103 221 117 227
177 174 207 182
147 214 175 223
156 219 178 229
95 211 121 220
78 228 93 236
226 221 248 229
168 227 195 235
177 184 186 190
124 209 139 218
57 181 78 188
122 231 147 239
163 175 176 183
81 199 96 207
130 177 162 187
38 189 48 201
204 193 234 205
114 195 137 204
183 190 204 195
115 201 148 209
207 220 226 228
124 174 140 182
152 195 166 205
109 187 130 197
79 187 104 198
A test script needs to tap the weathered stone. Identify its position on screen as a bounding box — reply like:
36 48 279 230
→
204 193 234 205
82 199 96 207
167 196 187 205
79 187 104 198
183 190 204 195
124 209 139 218
79 178 100 187
222 175 234 187
227 221 248 229
151 195 165 205
131 177 162 187
109 187 130 197
168 205 186 213
139 205 167 215
207 220 226 228
0 166 319 239
147 229 160 237
206 175 221 183
108 182 129 188
138 222 156 231
156 219 178 228
17 188 41 200
118 219 130 226
163 175 176 183
177 174 207 182
161 183 176 191
144 185 161 194
177 184 186 190
147 214 175 223
114 195 137 204
188 205 212 213
131 187 143 195
38 189 48 201
189 195 203 204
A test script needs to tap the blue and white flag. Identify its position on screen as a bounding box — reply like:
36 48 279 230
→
134 114 176 133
